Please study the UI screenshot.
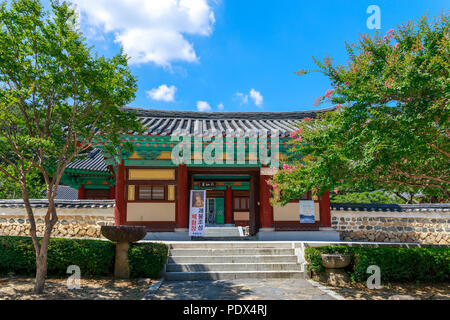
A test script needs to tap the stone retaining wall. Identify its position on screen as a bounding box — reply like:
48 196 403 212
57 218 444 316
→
0 200 115 239
331 203 450 244
1 200 449 244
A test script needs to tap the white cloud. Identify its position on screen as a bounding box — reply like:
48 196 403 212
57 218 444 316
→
73 0 215 66
250 89 263 106
146 84 177 102
197 101 211 112
217 103 224 110
235 92 249 104
235 89 263 107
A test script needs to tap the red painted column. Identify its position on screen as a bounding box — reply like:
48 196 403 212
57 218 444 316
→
77 185 85 200
259 174 273 228
109 185 115 200
176 164 188 229
115 161 125 226
225 185 233 224
319 191 331 227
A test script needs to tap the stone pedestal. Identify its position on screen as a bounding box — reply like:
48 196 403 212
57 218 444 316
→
114 241 130 279
322 268 350 286
321 253 351 286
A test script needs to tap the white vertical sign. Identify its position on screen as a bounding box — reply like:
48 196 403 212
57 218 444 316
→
299 200 315 223
189 190 206 236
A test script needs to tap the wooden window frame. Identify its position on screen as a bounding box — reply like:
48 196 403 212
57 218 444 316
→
233 196 250 211
126 167 177 203
134 184 168 202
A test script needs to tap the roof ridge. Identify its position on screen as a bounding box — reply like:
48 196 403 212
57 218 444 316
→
123 106 336 120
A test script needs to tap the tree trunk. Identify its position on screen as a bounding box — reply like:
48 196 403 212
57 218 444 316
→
34 223 54 294
34 250 48 293
33 200 57 294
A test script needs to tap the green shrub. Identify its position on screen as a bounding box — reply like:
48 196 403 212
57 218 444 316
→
128 242 168 279
0 236 115 277
304 245 450 283
0 236 36 276
46 238 115 276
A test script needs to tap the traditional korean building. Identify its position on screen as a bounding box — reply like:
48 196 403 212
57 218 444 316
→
61 107 339 240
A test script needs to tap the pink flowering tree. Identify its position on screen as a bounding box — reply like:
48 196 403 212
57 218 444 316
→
271 13 449 204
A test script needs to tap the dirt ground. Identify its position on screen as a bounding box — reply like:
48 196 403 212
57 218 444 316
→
0 276 153 300
321 281 450 300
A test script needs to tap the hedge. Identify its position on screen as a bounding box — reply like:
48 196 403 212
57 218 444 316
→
128 242 168 278
0 236 168 279
304 245 450 283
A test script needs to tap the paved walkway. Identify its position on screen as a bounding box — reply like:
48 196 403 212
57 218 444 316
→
148 279 337 300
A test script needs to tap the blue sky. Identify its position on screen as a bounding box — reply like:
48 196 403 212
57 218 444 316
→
68 0 447 112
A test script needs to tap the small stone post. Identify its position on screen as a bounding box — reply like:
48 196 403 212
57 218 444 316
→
101 225 147 279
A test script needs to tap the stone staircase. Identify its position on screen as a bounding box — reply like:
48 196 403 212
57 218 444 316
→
164 242 306 281
192 226 253 241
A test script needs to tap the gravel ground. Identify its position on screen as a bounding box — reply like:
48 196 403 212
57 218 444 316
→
0 276 153 300
321 281 450 300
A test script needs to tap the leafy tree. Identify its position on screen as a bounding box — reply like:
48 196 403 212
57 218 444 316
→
271 13 449 205
0 0 141 293
0 165 45 199
330 190 405 204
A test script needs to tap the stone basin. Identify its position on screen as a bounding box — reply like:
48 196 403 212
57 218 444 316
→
101 225 147 279
101 225 147 243
321 253 351 269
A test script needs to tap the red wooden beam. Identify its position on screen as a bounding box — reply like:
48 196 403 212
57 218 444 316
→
77 184 85 200
319 191 331 228
109 185 115 200
259 174 273 228
176 164 188 229
225 185 233 224
115 161 125 225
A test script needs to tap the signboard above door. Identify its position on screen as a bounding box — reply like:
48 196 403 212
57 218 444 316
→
199 181 216 188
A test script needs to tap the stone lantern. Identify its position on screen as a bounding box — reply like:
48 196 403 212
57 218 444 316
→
101 225 147 279
320 253 351 286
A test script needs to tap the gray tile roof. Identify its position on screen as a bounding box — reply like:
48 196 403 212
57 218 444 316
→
0 199 115 209
54 185 79 200
65 107 334 172
66 149 109 172
331 203 450 212
124 107 335 137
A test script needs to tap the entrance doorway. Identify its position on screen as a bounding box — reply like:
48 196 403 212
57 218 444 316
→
206 197 225 225
188 168 260 235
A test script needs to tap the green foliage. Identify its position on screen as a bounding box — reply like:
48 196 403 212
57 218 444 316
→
272 13 449 204
0 236 115 276
0 236 168 278
330 191 404 204
128 242 169 279
305 246 450 283
0 165 45 199
0 0 141 202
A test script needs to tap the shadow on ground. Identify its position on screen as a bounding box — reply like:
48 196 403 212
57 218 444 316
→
149 279 335 300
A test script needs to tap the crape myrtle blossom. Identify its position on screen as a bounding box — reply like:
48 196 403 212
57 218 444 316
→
281 163 305 174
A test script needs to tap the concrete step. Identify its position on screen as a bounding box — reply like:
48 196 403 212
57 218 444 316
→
164 270 304 281
168 255 298 264
169 248 294 256
203 227 242 237
169 242 294 249
166 263 303 272
191 237 254 241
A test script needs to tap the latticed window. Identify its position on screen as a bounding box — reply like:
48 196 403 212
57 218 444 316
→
137 185 165 201
234 197 249 210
